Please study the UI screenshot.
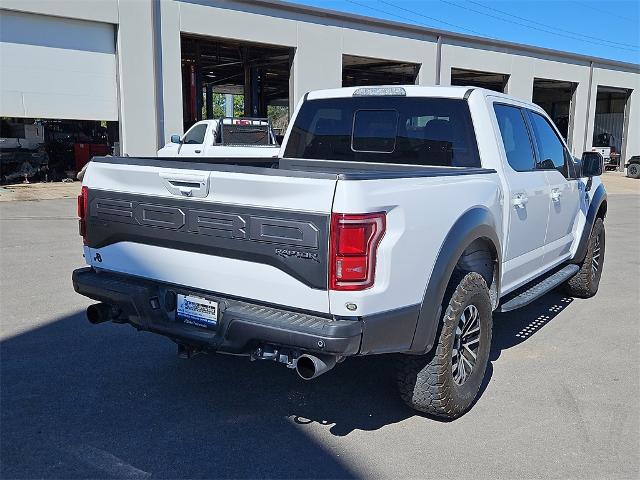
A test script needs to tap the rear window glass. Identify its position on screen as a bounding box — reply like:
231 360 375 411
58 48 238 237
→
220 124 270 145
352 110 398 152
283 97 481 167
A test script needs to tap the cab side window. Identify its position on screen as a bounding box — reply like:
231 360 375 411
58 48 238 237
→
527 111 569 177
493 104 536 172
183 124 207 145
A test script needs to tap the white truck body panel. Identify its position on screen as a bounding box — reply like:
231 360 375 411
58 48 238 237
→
85 242 330 313
82 161 336 212
479 93 585 294
329 174 501 316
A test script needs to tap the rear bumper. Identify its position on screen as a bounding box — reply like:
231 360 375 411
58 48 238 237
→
72 268 362 356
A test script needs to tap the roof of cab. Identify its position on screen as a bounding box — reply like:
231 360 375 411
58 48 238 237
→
305 84 525 101
304 84 544 112
306 85 473 100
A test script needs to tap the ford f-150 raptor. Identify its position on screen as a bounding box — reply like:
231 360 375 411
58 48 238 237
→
72 86 606 419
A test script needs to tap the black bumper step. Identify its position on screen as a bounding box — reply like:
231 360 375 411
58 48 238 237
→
72 267 362 356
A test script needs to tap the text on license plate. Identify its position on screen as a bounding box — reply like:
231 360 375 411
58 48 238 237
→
176 294 218 328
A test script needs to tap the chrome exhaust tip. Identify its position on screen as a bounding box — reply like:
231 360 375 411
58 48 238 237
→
295 354 337 380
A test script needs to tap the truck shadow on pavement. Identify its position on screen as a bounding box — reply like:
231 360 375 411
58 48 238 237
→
492 290 574 359
0 291 573 478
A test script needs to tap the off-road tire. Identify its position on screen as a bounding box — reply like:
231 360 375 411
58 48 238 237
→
396 271 492 419
564 218 605 298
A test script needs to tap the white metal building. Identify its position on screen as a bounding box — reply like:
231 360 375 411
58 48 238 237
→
1 0 639 162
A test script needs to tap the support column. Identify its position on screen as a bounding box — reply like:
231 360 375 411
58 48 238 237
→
205 84 213 119
243 49 251 117
291 23 341 111
195 42 202 121
117 0 158 155
225 94 234 117
159 0 183 143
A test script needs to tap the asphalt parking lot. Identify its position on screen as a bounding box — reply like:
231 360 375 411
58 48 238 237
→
1 182 638 479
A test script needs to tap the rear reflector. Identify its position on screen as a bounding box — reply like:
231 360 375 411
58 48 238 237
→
329 212 386 291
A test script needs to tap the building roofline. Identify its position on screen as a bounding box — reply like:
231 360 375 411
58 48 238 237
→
236 0 640 73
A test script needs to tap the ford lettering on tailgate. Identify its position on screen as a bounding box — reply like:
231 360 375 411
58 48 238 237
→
85 189 329 289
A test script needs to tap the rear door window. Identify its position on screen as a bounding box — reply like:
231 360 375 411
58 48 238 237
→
284 97 481 167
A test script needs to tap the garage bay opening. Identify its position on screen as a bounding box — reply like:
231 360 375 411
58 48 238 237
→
592 86 631 170
0 118 118 185
450 68 509 92
532 78 577 145
342 55 420 87
180 35 293 141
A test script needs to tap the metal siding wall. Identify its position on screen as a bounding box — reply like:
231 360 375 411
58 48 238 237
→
0 10 118 121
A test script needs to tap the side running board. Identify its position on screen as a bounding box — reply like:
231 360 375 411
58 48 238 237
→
498 264 580 313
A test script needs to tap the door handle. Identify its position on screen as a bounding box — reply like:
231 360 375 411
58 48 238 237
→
551 188 562 202
512 193 528 208
159 171 210 198
194 149 202 154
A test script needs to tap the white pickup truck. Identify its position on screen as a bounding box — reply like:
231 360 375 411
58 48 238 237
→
157 117 280 159
73 86 606 418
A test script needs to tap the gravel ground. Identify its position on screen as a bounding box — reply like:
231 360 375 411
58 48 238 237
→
0 181 81 202
0 188 638 479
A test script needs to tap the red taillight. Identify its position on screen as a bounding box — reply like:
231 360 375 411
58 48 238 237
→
78 186 88 240
329 212 386 291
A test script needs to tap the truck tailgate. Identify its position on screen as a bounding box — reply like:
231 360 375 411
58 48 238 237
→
81 157 338 313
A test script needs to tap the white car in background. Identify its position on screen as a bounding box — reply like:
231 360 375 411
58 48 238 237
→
157 117 280 159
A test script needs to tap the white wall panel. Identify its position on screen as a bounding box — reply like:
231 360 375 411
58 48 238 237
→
291 23 342 108
0 10 117 120
178 2 297 47
0 0 118 24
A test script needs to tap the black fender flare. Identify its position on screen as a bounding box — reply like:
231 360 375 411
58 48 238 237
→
408 207 501 354
572 183 606 264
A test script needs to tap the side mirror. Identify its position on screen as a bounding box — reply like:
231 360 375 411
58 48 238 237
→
170 134 182 144
582 151 604 177
581 151 603 191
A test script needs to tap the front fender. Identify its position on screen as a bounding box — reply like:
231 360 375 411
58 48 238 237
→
572 183 606 264
408 207 501 354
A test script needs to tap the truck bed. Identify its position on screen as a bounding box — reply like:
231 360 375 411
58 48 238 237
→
93 156 496 180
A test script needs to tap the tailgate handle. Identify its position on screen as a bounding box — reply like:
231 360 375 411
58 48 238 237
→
159 172 210 198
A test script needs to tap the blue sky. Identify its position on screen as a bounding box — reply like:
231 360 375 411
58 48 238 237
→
288 0 640 64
